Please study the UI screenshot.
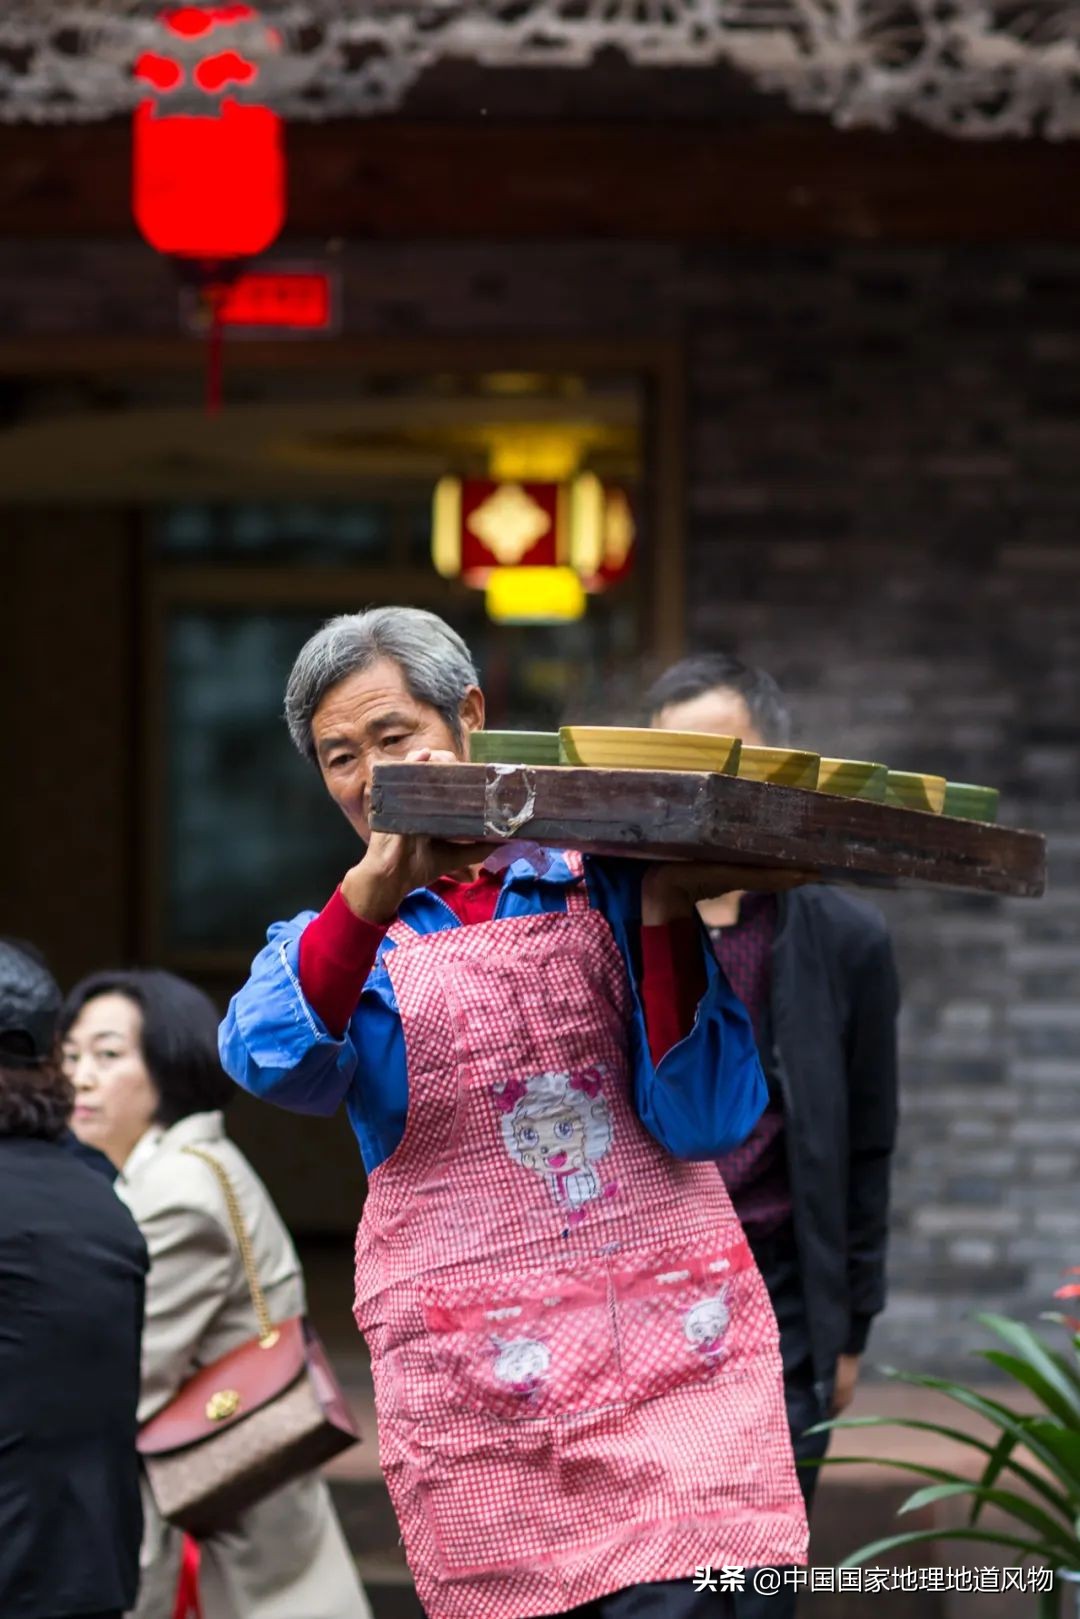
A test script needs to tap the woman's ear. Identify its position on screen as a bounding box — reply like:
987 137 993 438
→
459 684 486 736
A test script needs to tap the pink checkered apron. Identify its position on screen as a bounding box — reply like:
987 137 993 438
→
353 857 807 1619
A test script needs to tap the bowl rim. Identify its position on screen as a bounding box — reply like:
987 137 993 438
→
559 725 739 747
818 757 889 772
944 780 999 796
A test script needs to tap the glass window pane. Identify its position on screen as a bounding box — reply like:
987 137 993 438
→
154 503 399 564
165 611 360 953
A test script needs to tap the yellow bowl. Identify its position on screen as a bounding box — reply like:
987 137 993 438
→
737 745 820 790
559 726 741 774
885 770 947 814
817 758 889 801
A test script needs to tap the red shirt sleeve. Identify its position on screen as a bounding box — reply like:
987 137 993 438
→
640 918 709 1066
298 887 388 1038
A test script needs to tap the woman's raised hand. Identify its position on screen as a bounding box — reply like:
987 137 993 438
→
342 747 491 925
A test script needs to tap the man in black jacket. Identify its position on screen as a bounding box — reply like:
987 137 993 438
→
0 940 148 1619
647 656 900 1618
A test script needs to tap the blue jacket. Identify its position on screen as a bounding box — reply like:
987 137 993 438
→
220 852 767 1175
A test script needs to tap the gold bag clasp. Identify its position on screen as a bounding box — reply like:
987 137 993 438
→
206 1388 241 1423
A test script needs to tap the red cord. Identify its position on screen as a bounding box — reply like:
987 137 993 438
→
173 1533 203 1619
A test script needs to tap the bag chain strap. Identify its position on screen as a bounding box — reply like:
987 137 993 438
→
181 1144 279 1349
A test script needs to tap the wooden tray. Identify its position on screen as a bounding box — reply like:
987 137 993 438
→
370 764 1045 899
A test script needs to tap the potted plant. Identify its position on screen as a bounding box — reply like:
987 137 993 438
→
814 1273 1080 1618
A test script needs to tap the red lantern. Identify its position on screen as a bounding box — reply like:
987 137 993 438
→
133 5 286 411
433 479 569 587
133 6 285 267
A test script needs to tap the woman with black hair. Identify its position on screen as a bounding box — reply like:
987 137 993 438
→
60 969 369 1619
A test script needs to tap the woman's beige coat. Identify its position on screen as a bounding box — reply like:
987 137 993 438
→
118 1110 370 1619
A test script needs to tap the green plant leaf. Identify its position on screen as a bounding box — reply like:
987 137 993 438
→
971 1428 1020 1526
1024 1419 1080 1495
842 1367 1080 1525
1040 1313 1080 1357
896 1481 1079 1560
811 1414 990 1441
966 1416 1080 1531
807 1455 999 1486
976 1314 1080 1423
838 1526 1059 1569
873 1369 1080 1500
874 1366 1028 1426
980 1351 1080 1432
816 1415 1074 1521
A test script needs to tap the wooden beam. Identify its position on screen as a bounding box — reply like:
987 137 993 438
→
370 763 1046 898
0 333 676 377
0 118 1077 243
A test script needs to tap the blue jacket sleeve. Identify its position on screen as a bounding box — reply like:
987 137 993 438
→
585 859 767 1160
219 914 360 1117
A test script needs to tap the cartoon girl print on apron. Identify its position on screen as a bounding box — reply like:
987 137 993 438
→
493 1064 618 1229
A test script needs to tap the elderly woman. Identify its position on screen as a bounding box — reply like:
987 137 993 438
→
60 968 369 1619
221 607 809 1619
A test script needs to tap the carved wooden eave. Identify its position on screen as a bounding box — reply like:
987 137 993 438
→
1 2 1078 138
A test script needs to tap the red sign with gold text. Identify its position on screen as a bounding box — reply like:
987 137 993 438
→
215 271 334 331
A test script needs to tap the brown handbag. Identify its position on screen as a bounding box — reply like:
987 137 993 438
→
136 1144 360 1536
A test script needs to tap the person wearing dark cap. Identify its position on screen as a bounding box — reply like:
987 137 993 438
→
0 938 117 1180
0 940 148 1619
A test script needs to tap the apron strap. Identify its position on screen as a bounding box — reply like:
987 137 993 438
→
563 849 590 912
386 851 590 940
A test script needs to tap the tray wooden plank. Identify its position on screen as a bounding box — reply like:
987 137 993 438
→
370 764 1046 899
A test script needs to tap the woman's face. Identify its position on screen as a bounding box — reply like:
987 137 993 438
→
311 657 484 841
60 993 160 1170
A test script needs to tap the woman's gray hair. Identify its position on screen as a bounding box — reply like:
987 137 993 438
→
285 607 480 762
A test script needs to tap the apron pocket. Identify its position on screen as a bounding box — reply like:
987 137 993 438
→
420 1266 621 1421
613 1235 776 1404
414 1419 562 1575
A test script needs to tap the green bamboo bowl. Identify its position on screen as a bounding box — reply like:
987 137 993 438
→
884 770 947 814
737 745 820 790
943 782 1000 823
817 758 889 801
469 731 561 767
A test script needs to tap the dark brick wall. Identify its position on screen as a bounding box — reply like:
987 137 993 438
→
673 245 1080 1373
4 235 1077 1371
